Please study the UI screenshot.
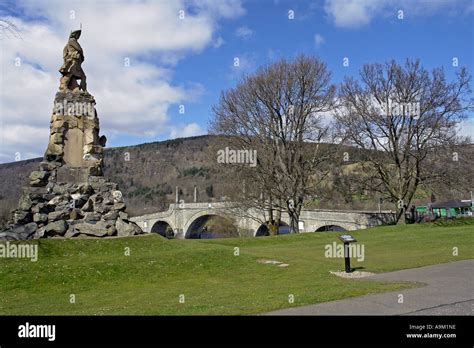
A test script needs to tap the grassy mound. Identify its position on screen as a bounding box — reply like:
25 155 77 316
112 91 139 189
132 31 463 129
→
0 222 472 315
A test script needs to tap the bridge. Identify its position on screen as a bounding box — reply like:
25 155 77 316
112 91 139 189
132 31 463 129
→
130 202 395 239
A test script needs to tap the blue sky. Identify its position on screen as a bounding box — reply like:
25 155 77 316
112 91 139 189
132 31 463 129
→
0 0 473 162
168 0 474 146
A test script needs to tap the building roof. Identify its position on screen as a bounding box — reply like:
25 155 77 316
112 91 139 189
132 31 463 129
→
431 199 472 209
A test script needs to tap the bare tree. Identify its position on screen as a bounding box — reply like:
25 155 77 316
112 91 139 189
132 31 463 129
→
210 55 336 233
0 19 21 39
335 59 473 223
218 167 286 236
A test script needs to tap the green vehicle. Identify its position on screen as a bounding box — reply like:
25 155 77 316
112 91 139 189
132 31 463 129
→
417 199 472 218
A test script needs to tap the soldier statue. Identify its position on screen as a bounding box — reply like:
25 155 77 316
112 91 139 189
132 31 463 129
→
59 29 87 92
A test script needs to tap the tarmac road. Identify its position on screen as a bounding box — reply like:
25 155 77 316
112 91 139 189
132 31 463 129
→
265 259 474 315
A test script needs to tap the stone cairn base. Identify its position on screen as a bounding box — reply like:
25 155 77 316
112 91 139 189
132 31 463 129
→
0 91 143 240
0 170 143 240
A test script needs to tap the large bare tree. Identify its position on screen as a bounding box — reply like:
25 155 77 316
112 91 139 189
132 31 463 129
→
335 59 472 223
210 55 336 233
0 19 21 39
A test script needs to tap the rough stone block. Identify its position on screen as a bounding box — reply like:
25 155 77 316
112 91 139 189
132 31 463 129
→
12 210 32 224
57 167 89 183
116 218 142 237
72 221 110 237
32 203 49 214
33 213 48 223
48 210 70 222
39 161 61 172
29 171 50 187
43 220 67 237
103 211 118 220
113 202 126 211
51 120 65 129
18 195 33 211
84 212 101 222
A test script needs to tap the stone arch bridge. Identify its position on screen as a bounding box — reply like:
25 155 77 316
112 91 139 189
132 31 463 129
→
130 202 395 239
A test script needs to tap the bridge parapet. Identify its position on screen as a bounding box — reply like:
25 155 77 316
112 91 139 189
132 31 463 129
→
130 202 396 237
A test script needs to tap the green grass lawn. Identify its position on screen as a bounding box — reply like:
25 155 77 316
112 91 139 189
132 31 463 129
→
0 219 472 315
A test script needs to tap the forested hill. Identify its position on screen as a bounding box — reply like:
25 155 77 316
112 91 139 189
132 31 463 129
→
0 135 472 223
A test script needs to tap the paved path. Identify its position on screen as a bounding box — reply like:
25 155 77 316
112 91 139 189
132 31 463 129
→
265 260 474 315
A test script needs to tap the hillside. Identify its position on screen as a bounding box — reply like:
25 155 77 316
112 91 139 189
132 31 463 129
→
0 135 472 224
0 135 377 222
0 135 234 219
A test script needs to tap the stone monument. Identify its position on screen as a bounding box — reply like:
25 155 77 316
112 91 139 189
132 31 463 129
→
0 30 143 240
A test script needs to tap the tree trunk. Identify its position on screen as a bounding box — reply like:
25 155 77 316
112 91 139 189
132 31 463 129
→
288 200 302 233
288 213 297 233
273 206 282 235
395 206 406 224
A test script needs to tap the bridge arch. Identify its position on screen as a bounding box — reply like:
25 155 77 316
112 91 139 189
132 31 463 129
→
314 224 347 232
255 221 290 236
151 220 175 239
184 211 238 239
309 221 355 232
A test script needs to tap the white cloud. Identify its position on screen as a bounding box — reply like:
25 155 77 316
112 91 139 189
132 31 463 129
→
190 0 246 18
227 52 258 80
170 122 205 138
324 0 473 28
314 33 325 48
0 0 244 162
213 36 225 48
0 124 49 162
235 26 253 40
458 117 474 141
324 0 379 28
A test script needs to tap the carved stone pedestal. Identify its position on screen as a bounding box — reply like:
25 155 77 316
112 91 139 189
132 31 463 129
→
0 91 142 240
46 91 103 176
